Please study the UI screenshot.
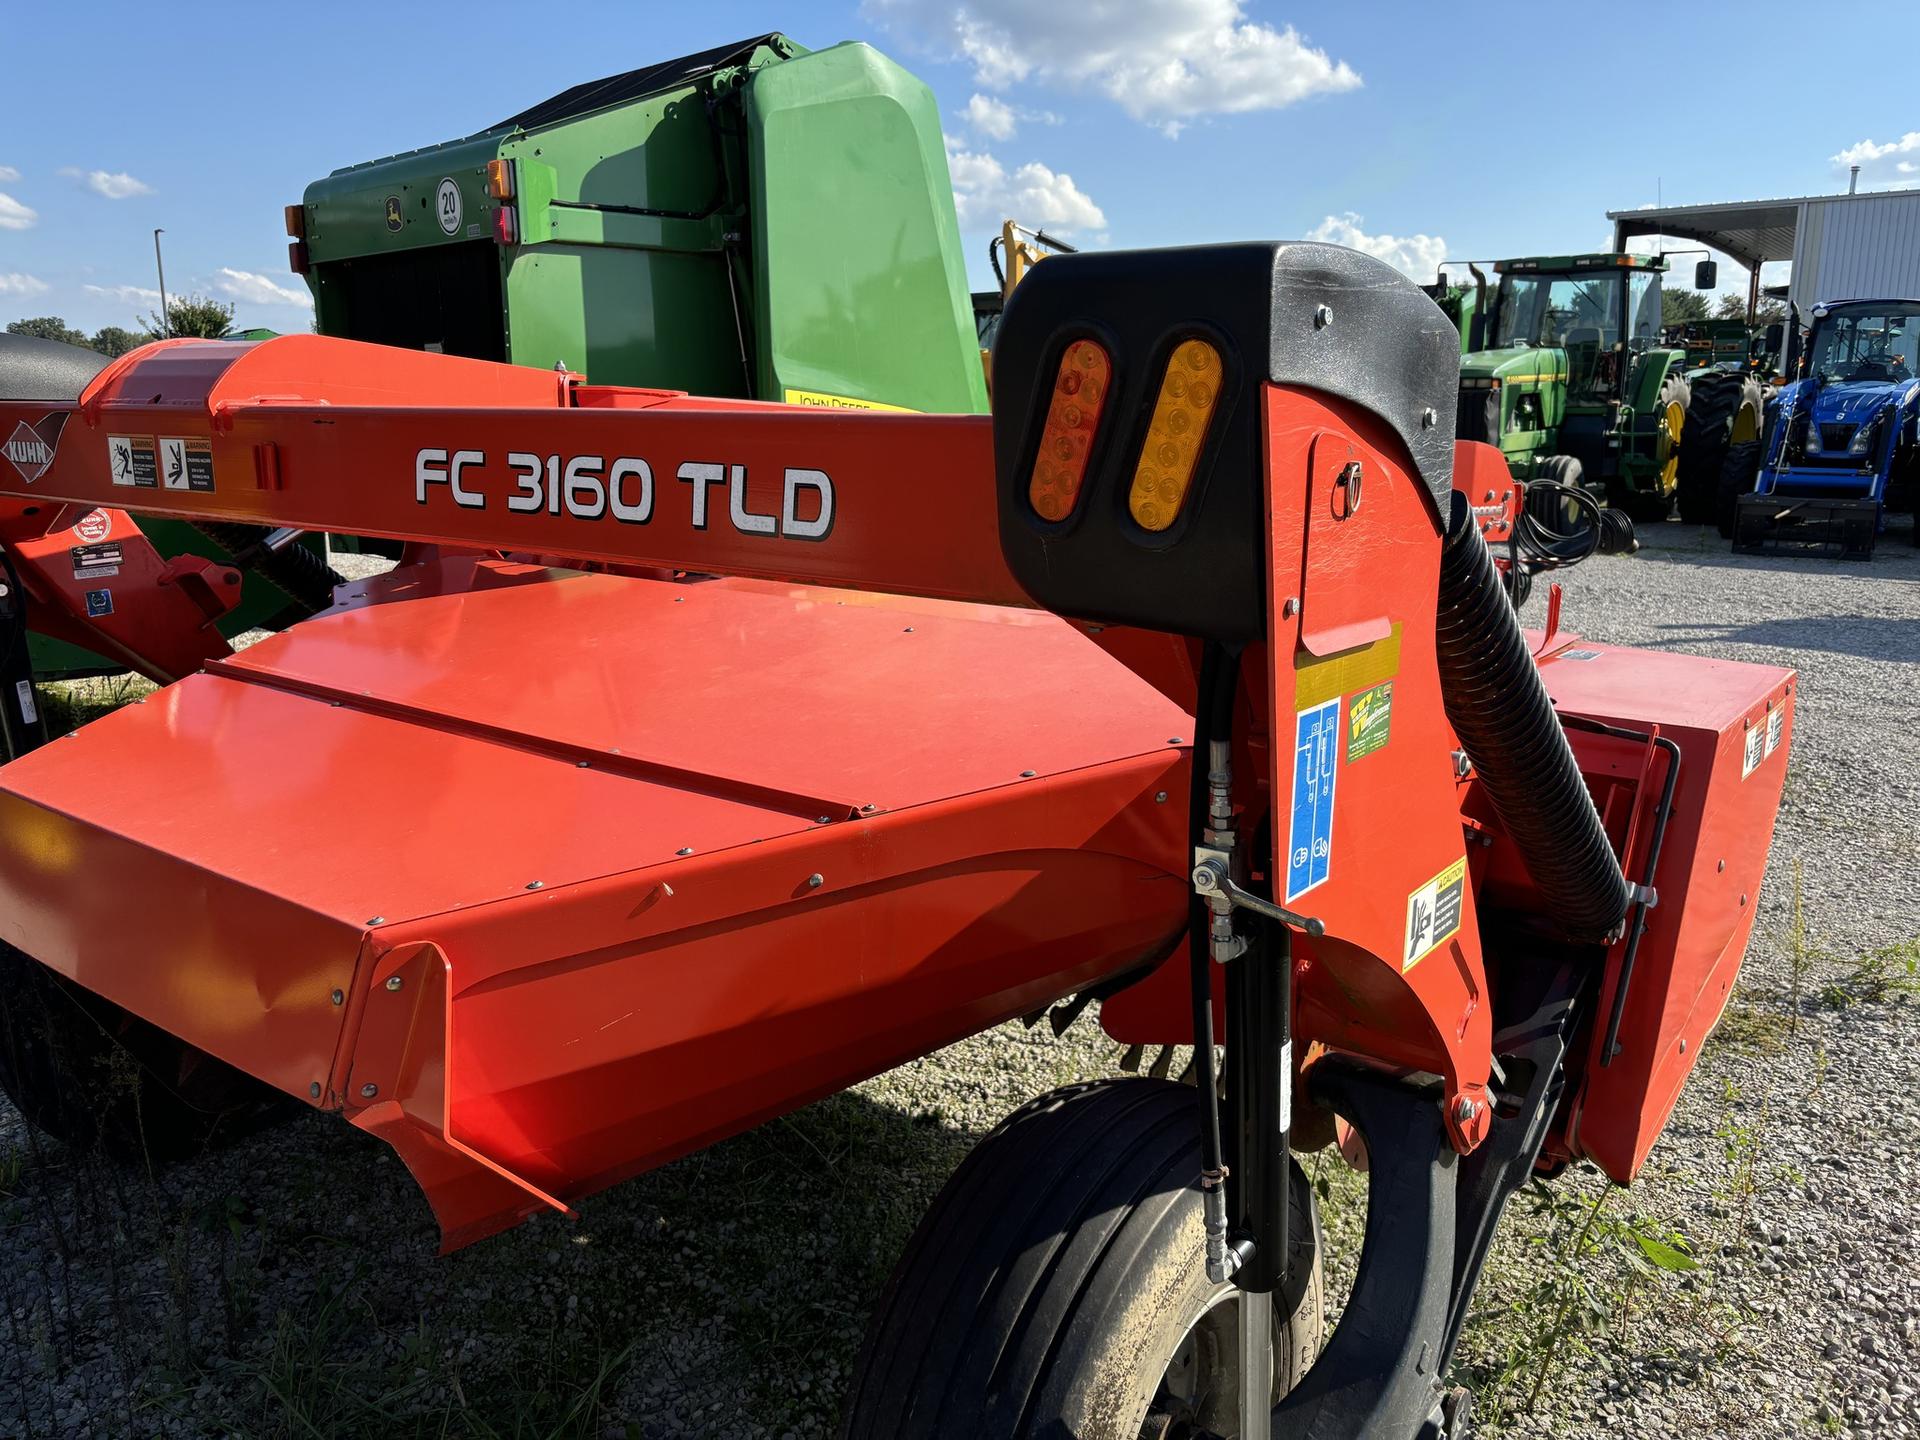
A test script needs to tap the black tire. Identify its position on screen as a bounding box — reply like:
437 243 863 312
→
0 941 297 1163
842 1079 1324 1440
1617 372 1692 524
1717 439 1764 539
1676 372 1738 523
1524 454 1587 532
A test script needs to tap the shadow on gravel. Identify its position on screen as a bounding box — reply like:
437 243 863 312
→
1621 519 1920 578
1646 613 1920 662
0 1078 986 1438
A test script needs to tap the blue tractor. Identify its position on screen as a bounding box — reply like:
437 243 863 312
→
1722 298 1920 558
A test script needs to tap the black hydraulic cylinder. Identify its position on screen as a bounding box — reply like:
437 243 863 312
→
1227 922 1290 1294
1435 491 1630 942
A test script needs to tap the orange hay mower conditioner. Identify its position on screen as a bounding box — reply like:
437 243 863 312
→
0 245 1789 1440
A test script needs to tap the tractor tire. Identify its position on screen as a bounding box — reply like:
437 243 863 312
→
1677 373 1762 523
1616 372 1693 525
0 941 298 1163
842 1079 1324 1440
1718 439 1764 539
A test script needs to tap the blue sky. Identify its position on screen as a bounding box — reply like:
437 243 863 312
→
3 0 1916 335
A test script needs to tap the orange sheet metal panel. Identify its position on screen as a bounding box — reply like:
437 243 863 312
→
1536 640 1795 1182
0 563 1191 1246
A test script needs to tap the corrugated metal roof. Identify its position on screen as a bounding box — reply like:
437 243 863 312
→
1607 188 1919 270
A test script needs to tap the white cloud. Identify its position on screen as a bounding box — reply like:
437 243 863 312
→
1306 213 1447 281
214 267 313 309
0 192 37 230
0 166 19 183
85 282 163 307
0 273 49 298
946 143 1105 234
869 0 1360 131
964 93 1018 141
1832 131 1920 182
61 168 154 199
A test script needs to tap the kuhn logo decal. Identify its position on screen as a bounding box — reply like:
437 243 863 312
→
3 413 69 484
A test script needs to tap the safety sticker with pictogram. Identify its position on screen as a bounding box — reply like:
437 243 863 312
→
1404 857 1467 972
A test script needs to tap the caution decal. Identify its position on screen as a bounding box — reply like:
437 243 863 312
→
1403 857 1467 972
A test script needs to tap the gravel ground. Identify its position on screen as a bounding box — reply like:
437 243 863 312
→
1 518 1916 1439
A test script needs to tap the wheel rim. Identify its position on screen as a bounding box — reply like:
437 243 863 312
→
1140 1286 1272 1439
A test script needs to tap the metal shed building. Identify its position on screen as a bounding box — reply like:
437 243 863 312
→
1609 189 1920 317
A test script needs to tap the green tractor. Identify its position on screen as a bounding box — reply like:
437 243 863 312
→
1431 254 1761 525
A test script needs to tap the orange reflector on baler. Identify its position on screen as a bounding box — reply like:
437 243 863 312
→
1129 339 1222 532
1028 339 1111 522
486 158 517 201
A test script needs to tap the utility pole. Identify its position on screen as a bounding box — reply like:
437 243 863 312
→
152 229 170 338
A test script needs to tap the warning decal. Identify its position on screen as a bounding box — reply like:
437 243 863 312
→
1285 697 1340 903
1404 857 1467 972
1764 705 1784 760
107 435 158 488
1346 681 1393 763
783 389 918 413
84 588 113 618
159 436 215 492
1741 723 1764 779
72 509 111 544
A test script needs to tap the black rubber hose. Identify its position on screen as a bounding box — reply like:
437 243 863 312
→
1188 641 1236 1177
1436 491 1631 943
192 523 345 616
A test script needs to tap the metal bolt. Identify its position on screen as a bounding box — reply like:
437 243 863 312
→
385 976 403 992
1168 737 1184 746
309 1082 322 1099
1717 859 1726 873
366 915 385 926
1483 490 1494 502
1678 1037 1688 1054
1313 304 1334 329
1282 597 1300 618
1020 769 1037 778
676 847 694 857
902 626 914 633
330 989 344 1007
1421 407 1439 430
1740 893 1748 907
861 803 877 813
525 880 544 890
577 760 590 768
1087 624 1104 634
816 815 832 824
360 1083 378 1099
806 873 824 889
1453 1096 1478 1124
1155 791 1168 803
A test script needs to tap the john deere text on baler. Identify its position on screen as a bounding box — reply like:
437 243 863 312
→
1724 296 1920 557
0 244 1790 1438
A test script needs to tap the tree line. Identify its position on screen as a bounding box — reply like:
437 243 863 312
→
4 295 240 356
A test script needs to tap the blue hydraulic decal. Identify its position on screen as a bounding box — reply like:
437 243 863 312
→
1286 697 1340 902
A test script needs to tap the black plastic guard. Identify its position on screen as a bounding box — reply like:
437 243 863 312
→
1271 1063 1455 1439
991 243 1459 644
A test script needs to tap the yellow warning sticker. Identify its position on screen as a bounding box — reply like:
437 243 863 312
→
1403 857 1467 972
783 388 918 413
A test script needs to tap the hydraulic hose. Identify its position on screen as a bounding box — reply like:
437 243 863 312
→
191 523 345 617
1436 491 1632 943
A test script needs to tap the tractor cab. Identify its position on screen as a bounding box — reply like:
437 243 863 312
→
1490 254 1665 408
1456 254 1694 521
1727 297 1920 556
